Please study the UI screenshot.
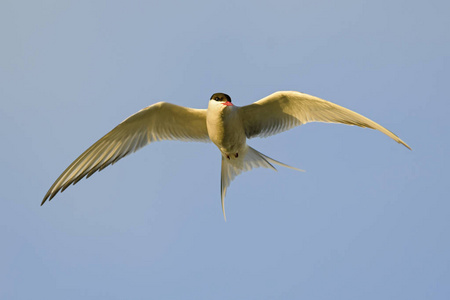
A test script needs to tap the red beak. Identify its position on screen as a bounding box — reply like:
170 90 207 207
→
222 101 233 106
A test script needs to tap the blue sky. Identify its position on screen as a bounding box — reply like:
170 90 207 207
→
1 0 449 299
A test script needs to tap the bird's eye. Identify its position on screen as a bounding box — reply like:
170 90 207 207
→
215 97 220 101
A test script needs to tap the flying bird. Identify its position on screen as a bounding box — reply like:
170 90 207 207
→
42 91 411 219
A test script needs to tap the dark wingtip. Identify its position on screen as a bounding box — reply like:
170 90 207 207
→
41 191 55 206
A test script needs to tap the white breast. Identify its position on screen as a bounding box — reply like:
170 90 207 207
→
206 101 246 155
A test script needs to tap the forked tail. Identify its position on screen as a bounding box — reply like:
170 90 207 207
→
220 146 304 221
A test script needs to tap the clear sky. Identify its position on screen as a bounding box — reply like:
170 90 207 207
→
1 0 449 299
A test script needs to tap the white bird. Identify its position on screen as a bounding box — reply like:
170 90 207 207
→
42 91 411 219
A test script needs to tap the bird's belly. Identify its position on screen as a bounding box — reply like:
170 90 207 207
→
207 115 246 155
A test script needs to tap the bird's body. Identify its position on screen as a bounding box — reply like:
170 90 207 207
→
207 96 245 157
42 91 411 220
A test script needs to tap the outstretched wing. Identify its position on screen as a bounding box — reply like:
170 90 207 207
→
42 102 209 205
239 91 411 149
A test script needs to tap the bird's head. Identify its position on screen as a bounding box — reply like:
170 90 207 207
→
210 93 233 106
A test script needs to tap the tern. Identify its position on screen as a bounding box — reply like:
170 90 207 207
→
42 91 410 219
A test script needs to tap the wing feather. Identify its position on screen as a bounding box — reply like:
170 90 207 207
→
240 91 411 149
42 102 209 205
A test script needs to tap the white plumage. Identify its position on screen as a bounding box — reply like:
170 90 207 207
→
42 91 410 220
